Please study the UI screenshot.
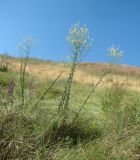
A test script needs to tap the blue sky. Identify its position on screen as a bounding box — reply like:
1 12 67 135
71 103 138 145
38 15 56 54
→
0 0 140 66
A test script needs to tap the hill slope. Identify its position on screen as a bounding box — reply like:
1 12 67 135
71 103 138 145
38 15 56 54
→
0 55 140 159
2 55 140 92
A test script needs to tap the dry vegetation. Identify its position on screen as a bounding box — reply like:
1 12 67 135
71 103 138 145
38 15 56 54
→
7 56 140 92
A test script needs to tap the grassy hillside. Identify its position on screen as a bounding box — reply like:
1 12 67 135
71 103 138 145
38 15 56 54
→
2 55 140 90
0 55 140 160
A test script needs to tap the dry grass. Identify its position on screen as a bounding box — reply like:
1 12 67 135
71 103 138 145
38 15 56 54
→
7 57 140 92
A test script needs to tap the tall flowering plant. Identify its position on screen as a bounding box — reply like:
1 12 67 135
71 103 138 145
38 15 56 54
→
59 22 93 121
18 35 34 106
108 45 124 64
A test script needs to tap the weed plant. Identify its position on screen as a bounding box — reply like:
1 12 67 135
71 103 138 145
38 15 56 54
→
58 22 93 121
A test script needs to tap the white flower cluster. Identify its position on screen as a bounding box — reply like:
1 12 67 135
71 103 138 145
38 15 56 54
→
67 22 93 59
108 45 124 64
18 35 34 56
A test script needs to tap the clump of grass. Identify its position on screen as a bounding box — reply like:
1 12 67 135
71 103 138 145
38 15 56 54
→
0 110 37 159
0 74 11 88
98 81 140 159
48 88 62 99
0 64 8 72
44 114 102 146
101 81 128 132
101 81 126 113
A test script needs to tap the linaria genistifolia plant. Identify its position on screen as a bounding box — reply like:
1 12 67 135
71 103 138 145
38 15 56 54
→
18 35 34 106
108 45 124 65
18 35 62 110
58 22 93 121
73 46 123 121
107 45 124 76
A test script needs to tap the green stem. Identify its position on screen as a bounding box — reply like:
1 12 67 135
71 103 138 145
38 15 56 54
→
58 52 78 120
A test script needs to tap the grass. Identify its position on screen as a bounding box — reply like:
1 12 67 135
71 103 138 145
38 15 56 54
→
0 55 140 159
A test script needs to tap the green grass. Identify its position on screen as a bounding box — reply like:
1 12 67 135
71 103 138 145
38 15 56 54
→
0 57 140 160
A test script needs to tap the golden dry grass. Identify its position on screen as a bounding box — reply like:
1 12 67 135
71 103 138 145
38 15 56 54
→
7 57 140 92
